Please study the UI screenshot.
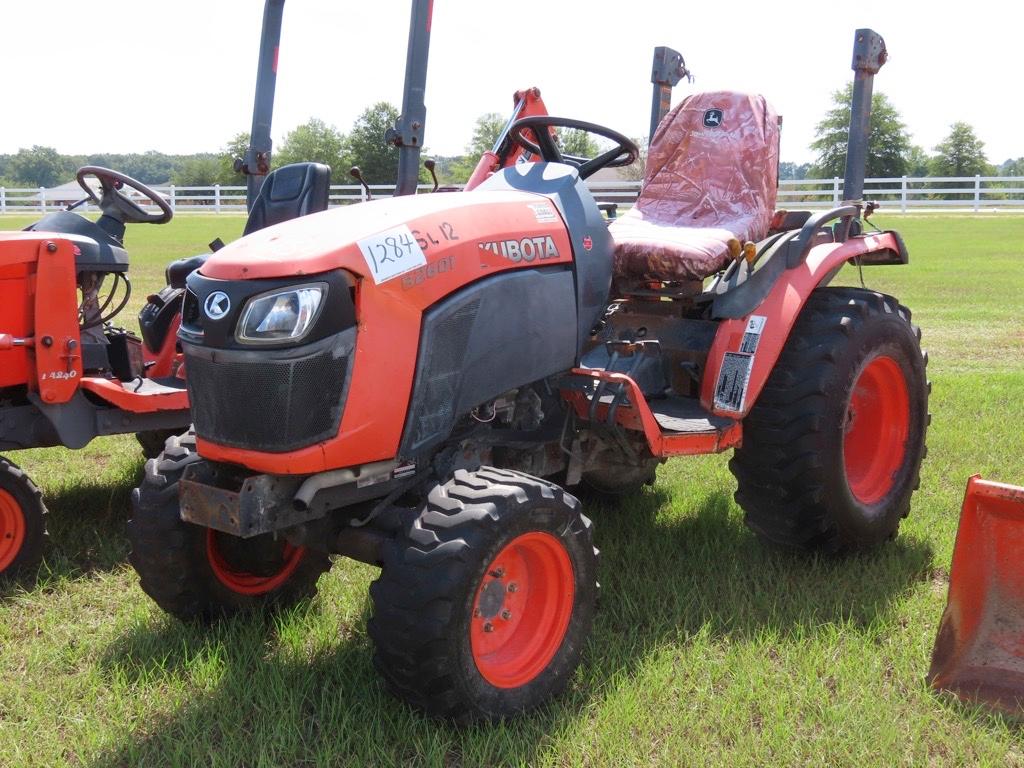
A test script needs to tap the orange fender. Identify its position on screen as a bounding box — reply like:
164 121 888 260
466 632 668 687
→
700 231 904 418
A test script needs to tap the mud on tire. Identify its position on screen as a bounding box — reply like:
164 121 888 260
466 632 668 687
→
368 467 599 722
730 288 929 553
127 429 331 621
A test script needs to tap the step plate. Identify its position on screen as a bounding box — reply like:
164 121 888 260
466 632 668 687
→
649 396 735 434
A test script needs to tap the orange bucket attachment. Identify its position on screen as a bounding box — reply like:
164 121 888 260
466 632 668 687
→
929 475 1024 712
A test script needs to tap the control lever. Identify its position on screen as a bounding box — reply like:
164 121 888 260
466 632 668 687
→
423 158 439 192
349 166 373 200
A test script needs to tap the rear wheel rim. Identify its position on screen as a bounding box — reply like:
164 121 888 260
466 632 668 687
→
206 529 305 596
843 355 910 505
0 489 26 572
470 531 575 689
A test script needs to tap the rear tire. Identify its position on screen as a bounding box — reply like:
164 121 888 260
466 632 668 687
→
127 430 331 621
0 457 46 578
730 288 929 553
368 467 598 722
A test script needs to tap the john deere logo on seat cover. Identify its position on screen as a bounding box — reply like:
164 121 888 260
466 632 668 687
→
703 109 723 128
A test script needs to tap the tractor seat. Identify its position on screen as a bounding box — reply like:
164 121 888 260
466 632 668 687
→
242 161 331 236
609 91 780 284
166 162 331 288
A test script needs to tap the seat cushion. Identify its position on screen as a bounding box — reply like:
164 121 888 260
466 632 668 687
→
609 210 742 282
610 91 780 282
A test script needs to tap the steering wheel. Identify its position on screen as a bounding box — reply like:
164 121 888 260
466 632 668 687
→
508 116 639 180
76 166 173 225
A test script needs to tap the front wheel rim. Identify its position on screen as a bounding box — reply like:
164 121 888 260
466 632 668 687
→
843 355 911 505
470 531 575 689
206 529 305 596
0 489 27 572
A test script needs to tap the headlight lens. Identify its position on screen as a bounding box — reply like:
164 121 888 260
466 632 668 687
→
236 283 327 344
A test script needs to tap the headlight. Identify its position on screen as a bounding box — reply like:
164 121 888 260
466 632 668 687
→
236 283 327 344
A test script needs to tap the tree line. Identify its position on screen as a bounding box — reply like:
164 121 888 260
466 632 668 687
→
793 83 1021 181
0 102 419 189
1 90 1019 189
0 100 599 191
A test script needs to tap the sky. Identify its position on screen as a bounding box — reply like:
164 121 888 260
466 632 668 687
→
3 0 1021 167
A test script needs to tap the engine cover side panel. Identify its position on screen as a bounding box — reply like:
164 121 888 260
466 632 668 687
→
399 266 578 459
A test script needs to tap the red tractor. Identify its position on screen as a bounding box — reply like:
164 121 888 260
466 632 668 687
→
129 22 927 721
0 161 332 578
0 168 190 576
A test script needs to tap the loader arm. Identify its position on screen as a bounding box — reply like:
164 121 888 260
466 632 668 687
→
464 88 552 190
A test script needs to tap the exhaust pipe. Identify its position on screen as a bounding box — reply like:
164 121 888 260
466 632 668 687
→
292 459 398 511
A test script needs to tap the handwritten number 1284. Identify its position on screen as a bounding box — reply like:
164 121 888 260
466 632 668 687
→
369 232 417 271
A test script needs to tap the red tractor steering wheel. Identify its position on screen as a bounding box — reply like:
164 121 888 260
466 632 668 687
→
508 116 639 180
76 166 174 225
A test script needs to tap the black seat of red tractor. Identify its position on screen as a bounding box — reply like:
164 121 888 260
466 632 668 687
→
609 91 780 286
166 162 331 288
242 161 331 235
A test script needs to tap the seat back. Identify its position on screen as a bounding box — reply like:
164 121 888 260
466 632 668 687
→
638 91 780 243
243 162 331 236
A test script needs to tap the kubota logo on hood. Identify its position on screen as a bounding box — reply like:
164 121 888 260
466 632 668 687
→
478 236 559 263
204 291 231 320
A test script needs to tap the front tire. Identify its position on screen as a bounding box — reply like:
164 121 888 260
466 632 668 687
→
0 457 46 578
135 429 181 460
368 467 599 722
730 288 929 553
127 430 331 621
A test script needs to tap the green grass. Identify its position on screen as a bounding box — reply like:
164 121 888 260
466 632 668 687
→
1 213 1023 766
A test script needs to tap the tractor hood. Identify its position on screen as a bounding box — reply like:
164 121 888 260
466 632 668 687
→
199 189 562 282
180 162 617 475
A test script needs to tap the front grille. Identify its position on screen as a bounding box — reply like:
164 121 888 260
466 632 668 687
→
185 331 352 453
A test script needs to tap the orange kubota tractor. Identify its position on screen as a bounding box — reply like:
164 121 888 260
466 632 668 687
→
0 0 339 579
0 168 190 576
128 13 928 722
0 160 333 578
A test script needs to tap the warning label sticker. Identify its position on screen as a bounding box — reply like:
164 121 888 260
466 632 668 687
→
528 202 558 223
739 315 767 354
714 352 754 413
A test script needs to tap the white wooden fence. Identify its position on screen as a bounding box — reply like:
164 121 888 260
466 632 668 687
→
1 176 1022 214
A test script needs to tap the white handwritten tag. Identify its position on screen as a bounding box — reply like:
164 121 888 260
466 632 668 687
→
357 224 427 284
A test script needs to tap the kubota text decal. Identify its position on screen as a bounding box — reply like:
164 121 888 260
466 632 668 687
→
478 236 559 263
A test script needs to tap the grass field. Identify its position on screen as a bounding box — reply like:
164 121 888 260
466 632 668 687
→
1 213 1023 766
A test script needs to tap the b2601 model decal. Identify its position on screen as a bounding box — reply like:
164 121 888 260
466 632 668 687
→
478 236 559 263
402 254 456 289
